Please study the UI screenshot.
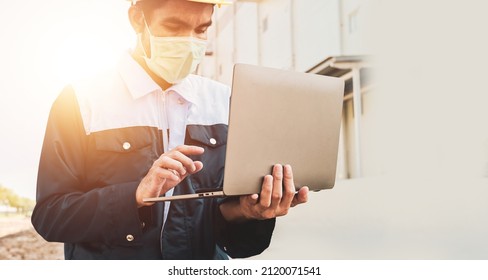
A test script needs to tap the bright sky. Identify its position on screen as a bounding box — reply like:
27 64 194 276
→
0 0 134 199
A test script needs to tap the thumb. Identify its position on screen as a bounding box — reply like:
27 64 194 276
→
193 161 204 173
248 193 259 205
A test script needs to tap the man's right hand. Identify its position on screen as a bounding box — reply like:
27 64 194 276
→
136 145 204 207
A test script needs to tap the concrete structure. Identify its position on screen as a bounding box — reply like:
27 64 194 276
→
200 0 377 179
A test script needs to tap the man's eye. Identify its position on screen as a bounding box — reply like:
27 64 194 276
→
196 28 208 34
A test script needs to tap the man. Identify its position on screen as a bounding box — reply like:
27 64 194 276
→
32 0 308 260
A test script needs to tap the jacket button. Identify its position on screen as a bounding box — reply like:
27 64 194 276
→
122 142 131 150
126 234 134 242
209 138 217 145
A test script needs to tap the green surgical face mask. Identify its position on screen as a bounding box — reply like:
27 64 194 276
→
140 19 208 84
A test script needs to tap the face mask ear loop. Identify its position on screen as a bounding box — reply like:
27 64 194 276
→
142 13 153 36
139 14 152 59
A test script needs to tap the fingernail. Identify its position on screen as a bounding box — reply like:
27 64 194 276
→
274 164 283 172
285 164 291 171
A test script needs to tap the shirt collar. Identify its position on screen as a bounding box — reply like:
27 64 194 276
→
118 51 161 100
168 75 198 105
118 51 197 104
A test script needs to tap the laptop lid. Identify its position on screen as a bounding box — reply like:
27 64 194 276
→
222 63 344 196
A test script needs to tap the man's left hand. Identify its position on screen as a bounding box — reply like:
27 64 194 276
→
220 164 309 222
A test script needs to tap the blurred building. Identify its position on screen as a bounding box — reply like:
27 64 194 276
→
200 0 378 179
196 0 488 259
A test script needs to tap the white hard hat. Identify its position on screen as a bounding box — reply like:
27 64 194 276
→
127 0 232 7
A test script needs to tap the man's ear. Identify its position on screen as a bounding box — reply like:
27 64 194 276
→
128 5 145 34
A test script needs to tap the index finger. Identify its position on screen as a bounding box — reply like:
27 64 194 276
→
174 145 205 156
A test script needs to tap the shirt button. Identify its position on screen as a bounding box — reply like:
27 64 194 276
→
126 234 134 242
141 222 146 229
122 142 131 150
209 138 217 145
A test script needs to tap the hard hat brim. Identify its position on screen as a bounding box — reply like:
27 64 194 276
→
187 0 232 5
127 0 232 5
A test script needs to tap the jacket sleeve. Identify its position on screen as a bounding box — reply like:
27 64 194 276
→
31 86 144 246
214 197 276 258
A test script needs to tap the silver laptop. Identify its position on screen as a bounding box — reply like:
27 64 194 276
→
144 63 344 202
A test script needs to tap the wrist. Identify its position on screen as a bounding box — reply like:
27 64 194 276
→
219 199 249 223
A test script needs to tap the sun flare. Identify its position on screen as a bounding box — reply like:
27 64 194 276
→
38 2 134 88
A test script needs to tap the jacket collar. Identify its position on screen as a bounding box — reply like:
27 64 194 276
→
118 51 197 104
